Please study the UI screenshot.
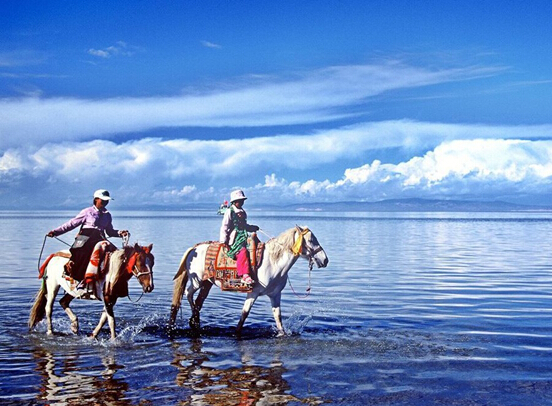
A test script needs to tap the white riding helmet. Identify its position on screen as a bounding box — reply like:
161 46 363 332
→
230 189 247 203
93 189 112 201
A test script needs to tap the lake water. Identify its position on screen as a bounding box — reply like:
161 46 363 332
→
2 210 552 405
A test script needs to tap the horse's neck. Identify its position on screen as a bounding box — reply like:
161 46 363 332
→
263 237 299 277
104 249 130 287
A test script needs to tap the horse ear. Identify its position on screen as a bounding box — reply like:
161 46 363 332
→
295 225 302 233
145 243 153 254
134 243 141 252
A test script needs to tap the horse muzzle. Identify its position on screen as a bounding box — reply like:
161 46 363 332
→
316 256 329 268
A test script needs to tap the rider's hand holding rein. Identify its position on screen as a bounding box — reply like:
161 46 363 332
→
118 230 129 237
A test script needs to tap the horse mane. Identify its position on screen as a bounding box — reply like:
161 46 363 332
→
266 227 297 263
104 246 132 296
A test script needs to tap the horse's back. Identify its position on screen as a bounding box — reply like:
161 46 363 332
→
44 251 70 275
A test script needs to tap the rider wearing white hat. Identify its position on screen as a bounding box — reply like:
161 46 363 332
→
220 189 259 286
47 190 128 297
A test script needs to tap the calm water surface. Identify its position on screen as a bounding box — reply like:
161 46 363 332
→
2 210 552 405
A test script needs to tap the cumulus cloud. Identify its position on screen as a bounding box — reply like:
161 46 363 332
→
0 62 505 149
3 121 552 207
246 139 552 203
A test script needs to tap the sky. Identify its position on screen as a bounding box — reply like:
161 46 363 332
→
1 0 552 209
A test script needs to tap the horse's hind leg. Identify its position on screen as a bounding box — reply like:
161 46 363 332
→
186 282 202 330
45 284 60 336
59 293 78 334
195 281 212 312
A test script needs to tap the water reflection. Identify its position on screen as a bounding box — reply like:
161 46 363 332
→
33 346 130 405
171 338 322 405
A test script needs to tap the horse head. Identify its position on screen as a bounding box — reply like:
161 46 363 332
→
294 226 329 268
127 243 154 293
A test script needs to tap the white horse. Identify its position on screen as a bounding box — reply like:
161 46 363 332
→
169 226 328 335
29 243 154 340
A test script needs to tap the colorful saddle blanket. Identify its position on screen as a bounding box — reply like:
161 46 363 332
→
203 240 265 292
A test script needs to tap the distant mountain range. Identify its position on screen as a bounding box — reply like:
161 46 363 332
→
275 198 552 212
111 198 552 212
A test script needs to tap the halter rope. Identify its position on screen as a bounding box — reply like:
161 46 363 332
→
260 227 314 299
38 234 71 274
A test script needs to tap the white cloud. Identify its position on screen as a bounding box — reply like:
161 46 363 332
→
87 41 139 58
252 138 552 203
4 122 552 207
0 62 506 149
201 40 222 49
0 49 48 67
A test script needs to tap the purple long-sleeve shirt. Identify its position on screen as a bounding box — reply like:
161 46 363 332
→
51 206 119 237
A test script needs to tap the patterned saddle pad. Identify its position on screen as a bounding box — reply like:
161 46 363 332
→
203 240 264 292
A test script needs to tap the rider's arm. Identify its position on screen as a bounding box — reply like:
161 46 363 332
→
103 212 120 238
49 207 87 236
219 208 232 244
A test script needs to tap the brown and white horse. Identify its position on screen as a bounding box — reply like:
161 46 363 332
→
169 226 328 336
29 243 154 340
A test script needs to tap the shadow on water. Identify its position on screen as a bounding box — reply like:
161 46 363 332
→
157 324 282 341
170 337 325 405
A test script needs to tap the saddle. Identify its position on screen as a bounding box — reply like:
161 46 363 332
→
203 238 265 292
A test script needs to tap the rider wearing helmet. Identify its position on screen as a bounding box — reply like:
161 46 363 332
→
47 189 128 295
219 190 259 286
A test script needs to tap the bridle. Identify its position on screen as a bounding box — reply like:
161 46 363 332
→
293 227 324 270
126 251 153 279
125 250 153 303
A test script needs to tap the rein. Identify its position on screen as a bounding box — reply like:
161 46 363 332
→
260 227 315 299
38 234 71 274
125 247 152 303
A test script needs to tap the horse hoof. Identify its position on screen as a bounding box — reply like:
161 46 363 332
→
189 317 200 330
71 321 79 334
276 330 286 338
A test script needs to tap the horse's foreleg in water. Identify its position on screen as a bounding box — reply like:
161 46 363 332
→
236 294 258 334
269 293 285 336
45 285 61 335
92 301 117 340
91 310 108 339
59 294 78 334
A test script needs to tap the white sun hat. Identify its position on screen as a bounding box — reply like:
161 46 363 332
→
93 189 112 201
230 189 247 203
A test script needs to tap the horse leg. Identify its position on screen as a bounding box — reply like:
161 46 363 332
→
105 301 117 340
269 293 285 336
186 283 201 330
195 281 213 312
236 294 258 334
45 284 60 336
91 310 108 339
92 300 117 340
59 294 78 334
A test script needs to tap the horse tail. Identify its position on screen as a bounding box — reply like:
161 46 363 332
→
169 247 193 326
29 280 47 329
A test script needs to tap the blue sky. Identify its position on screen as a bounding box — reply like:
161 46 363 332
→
1 0 552 209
